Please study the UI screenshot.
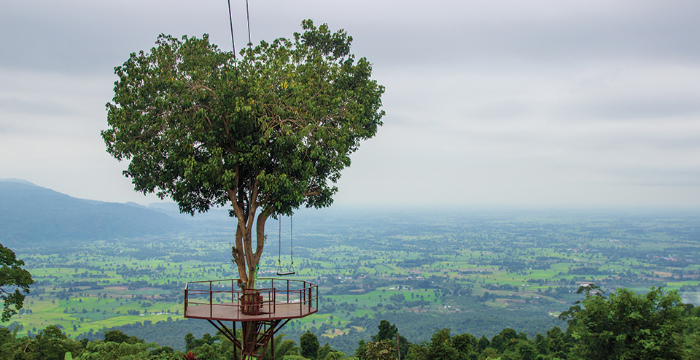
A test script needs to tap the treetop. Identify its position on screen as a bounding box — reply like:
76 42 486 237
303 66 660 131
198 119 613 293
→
103 20 385 219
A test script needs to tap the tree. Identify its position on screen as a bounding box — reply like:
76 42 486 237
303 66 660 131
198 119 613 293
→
103 329 143 345
102 19 384 288
560 285 686 360
364 340 397 360
185 332 218 352
476 335 490 352
0 244 33 321
103 329 130 344
323 350 345 360
534 326 572 358
22 325 83 360
355 339 368 359
271 339 299 359
489 328 518 353
406 328 468 360
452 333 476 358
372 320 397 342
371 320 408 358
318 343 333 359
82 339 158 359
426 328 461 360
517 341 537 360
300 330 320 359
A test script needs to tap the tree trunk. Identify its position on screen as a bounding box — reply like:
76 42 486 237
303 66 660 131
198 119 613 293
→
227 186 274 358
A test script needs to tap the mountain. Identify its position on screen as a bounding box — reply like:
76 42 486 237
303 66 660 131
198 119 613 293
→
0 180 187 245
147 202 233 221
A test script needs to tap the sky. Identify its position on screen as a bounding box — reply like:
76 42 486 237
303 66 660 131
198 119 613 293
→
1 0 699 209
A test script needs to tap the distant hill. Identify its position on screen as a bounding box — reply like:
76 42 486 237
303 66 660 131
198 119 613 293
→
0 179 187 245
146 202 233 221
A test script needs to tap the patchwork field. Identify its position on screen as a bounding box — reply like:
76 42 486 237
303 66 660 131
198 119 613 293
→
7 210 700 352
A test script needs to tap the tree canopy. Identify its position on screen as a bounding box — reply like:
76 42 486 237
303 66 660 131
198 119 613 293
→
560 285 687 360
300 330 320 359
102 20 384 283
0 244 33 322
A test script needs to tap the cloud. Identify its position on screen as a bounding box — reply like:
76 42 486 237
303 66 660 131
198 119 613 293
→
3 1 700 73
1 0 699 208
0 97 77 117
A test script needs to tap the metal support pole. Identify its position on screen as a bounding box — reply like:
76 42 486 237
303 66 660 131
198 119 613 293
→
234 321 238 360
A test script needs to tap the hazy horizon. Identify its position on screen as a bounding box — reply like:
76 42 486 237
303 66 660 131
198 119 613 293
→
4 177 698 216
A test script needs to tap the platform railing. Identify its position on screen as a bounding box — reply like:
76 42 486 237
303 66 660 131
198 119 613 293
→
184 278 318 321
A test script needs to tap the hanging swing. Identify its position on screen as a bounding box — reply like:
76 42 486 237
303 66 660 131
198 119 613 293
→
277 215 296 276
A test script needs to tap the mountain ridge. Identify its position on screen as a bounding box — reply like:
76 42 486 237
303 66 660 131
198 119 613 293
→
0 180 188 245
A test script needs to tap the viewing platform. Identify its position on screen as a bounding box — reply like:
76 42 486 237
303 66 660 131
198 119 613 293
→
184 278 318 322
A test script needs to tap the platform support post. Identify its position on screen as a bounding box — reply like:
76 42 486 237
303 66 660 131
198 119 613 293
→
234 321 237 360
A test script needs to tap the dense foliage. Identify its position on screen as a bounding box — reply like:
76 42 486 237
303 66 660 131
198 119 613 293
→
0 244 33 321
560 285 687 360
4 286 700 359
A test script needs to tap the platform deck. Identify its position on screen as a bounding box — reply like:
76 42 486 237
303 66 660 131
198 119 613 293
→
185 302 317 322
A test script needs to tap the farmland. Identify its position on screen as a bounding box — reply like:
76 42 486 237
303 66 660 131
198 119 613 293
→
6 208 700 352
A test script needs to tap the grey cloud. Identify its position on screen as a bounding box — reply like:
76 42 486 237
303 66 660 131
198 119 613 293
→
1 0 699 207
0 96 77 116
3 1 700 74
460 102 531 121
605 166 700 187
0 1 238 74
348 2 700 70
556 97 700 121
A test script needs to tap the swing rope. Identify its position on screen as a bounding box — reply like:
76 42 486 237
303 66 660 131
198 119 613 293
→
226 0 252 56
226 0 236 59
245 0 252 46
277 215 296 276
227 0 294 277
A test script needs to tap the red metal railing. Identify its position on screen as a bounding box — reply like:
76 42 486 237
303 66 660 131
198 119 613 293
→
184 278 318 321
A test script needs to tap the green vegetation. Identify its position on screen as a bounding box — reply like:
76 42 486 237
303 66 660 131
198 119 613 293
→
4 209 700 356
0 244 33 321
3 286 700 359
560 285 687 359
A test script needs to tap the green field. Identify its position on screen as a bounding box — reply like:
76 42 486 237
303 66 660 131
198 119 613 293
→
7 210 700 350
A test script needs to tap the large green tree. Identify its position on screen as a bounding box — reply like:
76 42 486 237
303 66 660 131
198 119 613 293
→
102 20 384 286
0 244 33 322
299 330 319 359
371 320 409 358
560 285 686 360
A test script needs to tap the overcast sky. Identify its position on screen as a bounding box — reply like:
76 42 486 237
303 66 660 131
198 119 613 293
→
1 0 699 209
